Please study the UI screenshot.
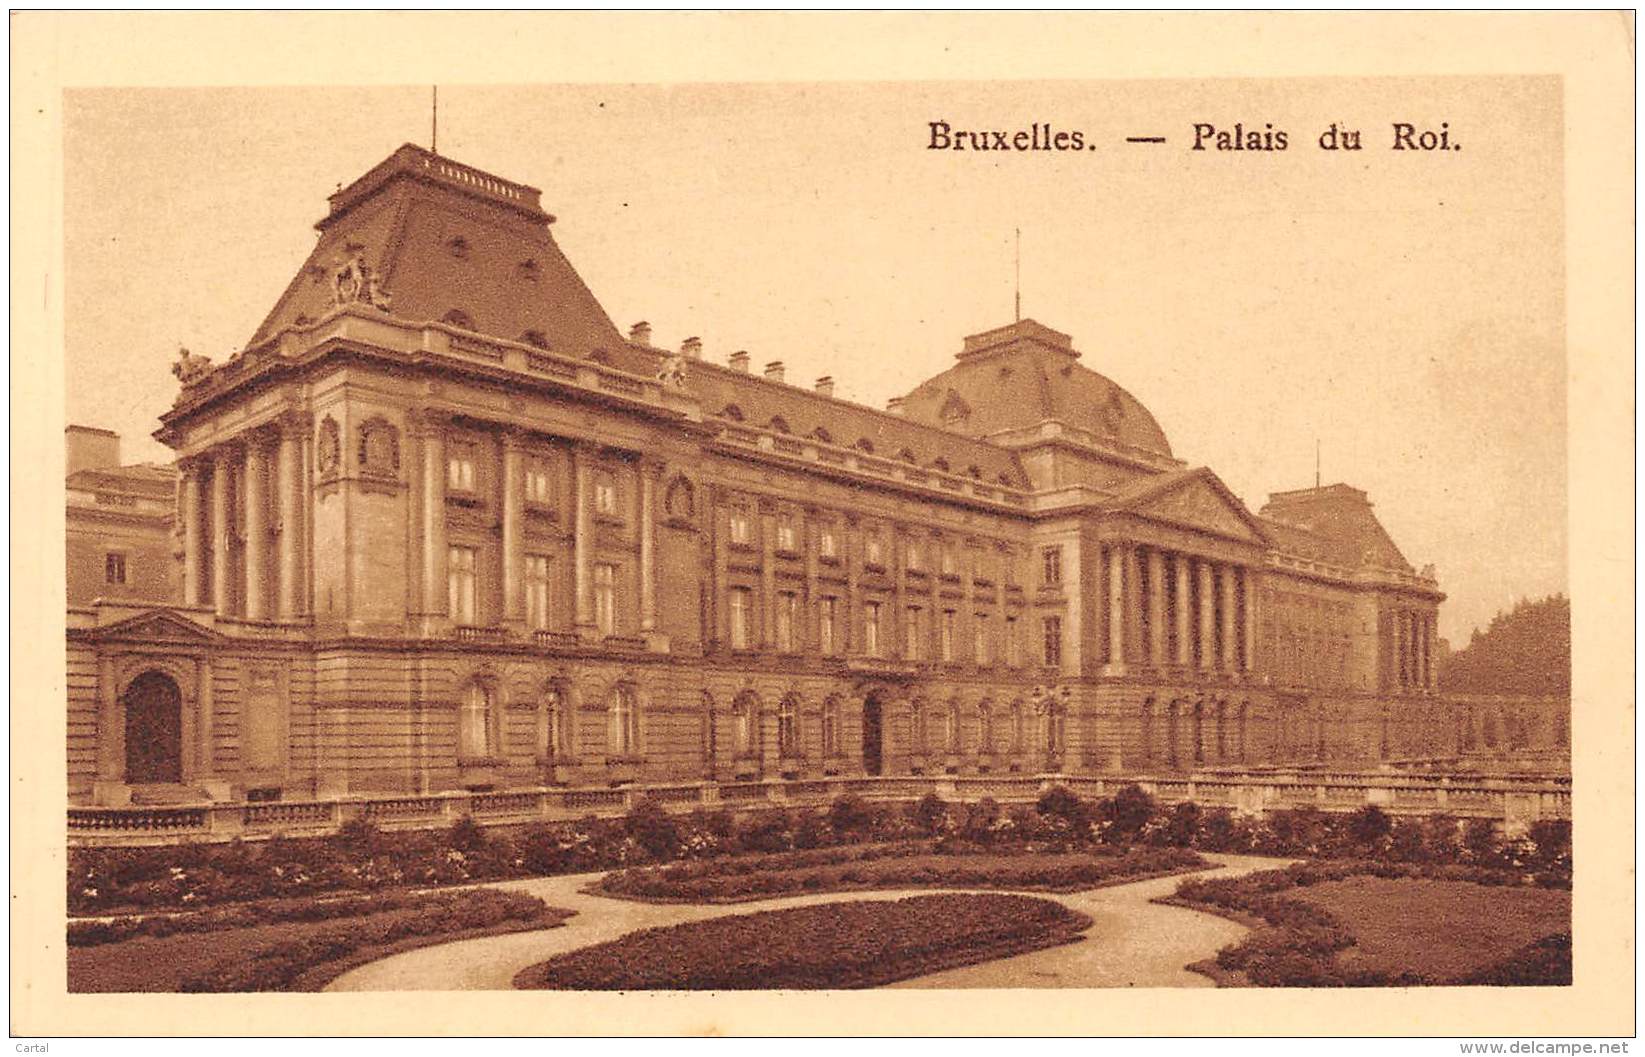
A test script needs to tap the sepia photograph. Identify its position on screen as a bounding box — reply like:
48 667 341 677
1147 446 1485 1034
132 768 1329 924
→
11 10 1634 1041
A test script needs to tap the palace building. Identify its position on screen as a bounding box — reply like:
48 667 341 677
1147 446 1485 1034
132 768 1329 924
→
67 144 1452 807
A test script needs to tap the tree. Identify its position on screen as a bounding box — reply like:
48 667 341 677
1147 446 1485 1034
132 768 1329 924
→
1439 595 1570 696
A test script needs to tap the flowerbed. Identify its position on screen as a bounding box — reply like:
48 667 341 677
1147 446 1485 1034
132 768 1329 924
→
596 841 1207 902
70 889 570 993
514 894 1091 990
1163 859 1571 987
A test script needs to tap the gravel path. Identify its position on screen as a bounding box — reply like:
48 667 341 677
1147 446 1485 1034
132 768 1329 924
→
324 853 1289 992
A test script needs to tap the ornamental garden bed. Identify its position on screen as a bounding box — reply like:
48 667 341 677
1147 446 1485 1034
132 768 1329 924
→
69 889 572 993
514 893 1091 990
1160 859 1571 987
593 842 1209 903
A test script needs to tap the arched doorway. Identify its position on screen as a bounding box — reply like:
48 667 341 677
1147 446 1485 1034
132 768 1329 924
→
124 670 183 784
862 693 884 776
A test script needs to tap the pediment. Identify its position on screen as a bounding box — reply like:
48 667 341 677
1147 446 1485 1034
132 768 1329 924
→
1121 471 1269 546
88 608 225 645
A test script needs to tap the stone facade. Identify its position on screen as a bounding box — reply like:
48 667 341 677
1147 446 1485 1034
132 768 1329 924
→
68 144 1455 806
66 427 178 608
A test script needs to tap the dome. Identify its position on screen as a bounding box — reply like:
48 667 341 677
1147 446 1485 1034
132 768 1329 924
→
898 319 1173 458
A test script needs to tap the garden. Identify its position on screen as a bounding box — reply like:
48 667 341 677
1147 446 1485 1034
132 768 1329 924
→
514 893 1091 990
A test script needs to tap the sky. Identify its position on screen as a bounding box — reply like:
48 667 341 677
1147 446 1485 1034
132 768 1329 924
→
62 79 1566 645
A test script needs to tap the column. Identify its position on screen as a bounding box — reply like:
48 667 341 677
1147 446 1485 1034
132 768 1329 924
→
759 503 776 647
1198 560 1217 670
1241 568 1257 673
1124 545 1144 664
500 432 525 623
1174 555 1192 666
1220 564 1238 672
243 439 271 621
181 462 204 606
196 655 214 780
96 653 119 781
1106 545 1125 668
1147 548 1167 667
572 444 594 632
710 491 729 648
211 449 234 617
276 418 305 620
422 421 448 623
802 508 819 651
891 524 907 657
639 460 660 633
1394 609 1409 691
1425 613 1438 690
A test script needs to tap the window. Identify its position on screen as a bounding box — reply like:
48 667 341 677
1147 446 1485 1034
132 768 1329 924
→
864 602 882 657
822 697 841 757
729 587 752 650
946 700 962 753
447 444 477 493
940 543 957 576
729 507 752 545
1006 615 1021 666
978 703 995 754
1011 701 1025 753
819 524 837 559
818 597 837 655
594 471 618 516
542 686 570 759
778 696 799 758
525 459 553 505
865 532 884 567
1043 615 1063 667
975 614 990 665
525 554 551 630
448 545 477 624
906 539 923 571
940 610 956 662
459 682 497 760
776 514 797 553
913 705 929 754
593 562 617 637
733 694 755 755
1005 555 1019 587
1041 546 1063 587
105 553 127 585
905 606 923 660
609 685 639 757
775 591 798 652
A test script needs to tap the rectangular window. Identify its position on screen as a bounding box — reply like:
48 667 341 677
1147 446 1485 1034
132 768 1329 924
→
729 587 752 650
975 614 990 665
905 606 923 660
775 591 798 652
105 552 127 585
525 554 551 630
1041 546 1063 587
819 597 837 655
940 610 956 661
729 507 752 545
865 534 884 567
776 515 797 553
819 525 837 559
525 460 553 506
1006 615 1021 666
594 562 617 637
447 444 477 493
1043 615 1063 667
1005 555 1018 587
906 539 923 571
864 602 882 657
940 544 957 576
448 545 477 624
594 472 618 516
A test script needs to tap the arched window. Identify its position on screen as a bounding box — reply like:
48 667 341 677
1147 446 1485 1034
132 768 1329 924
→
967 465 983 480
778 695 800 758
822 696 841 757
701 692 717 763
768 416 791 434
854 438 875 453
521 330 549 349
931 457 950 473
977 701 994 755
732 693 757 757
1237 701 1250 761
720 404 745 422
1166 701 1181 767
898 447 918 464
1010 700 1025 753
443 309 475 330
1193 700 1206 763
608 685 640 757
1216 701 1228 760
811 426 833 444
946 699 962 753
913 701 929 754
1140 697 1155 763
459 682 498 761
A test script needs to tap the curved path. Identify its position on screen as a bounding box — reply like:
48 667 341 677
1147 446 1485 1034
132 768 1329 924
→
326 853 1287 992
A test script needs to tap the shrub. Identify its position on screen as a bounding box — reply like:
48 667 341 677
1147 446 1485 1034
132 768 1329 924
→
910 793 949 836
1527 820 1572 872
1342 806 1393 854
826 794 875 836
1099 784 1156 842
960 798 1001 843
792 811 829 850
624 798 683 862
737 811 794 854
1036 786 1089 827
1163 802 1202 848
446 815 487 852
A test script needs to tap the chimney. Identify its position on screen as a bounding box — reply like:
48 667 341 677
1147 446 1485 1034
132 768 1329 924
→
814 376 835 398
729 350 751 373
628 321 653 346
764 361 786 384
680 336 702 360
886 396 906 415
66 426 121 476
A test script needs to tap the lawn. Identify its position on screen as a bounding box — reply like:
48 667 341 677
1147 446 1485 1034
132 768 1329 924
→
595 842 1208 902
1289 876 1571 981
515 893 1091 990
70 889 571 992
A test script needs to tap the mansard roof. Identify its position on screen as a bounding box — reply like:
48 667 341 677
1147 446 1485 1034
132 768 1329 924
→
1258 483 1414 573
